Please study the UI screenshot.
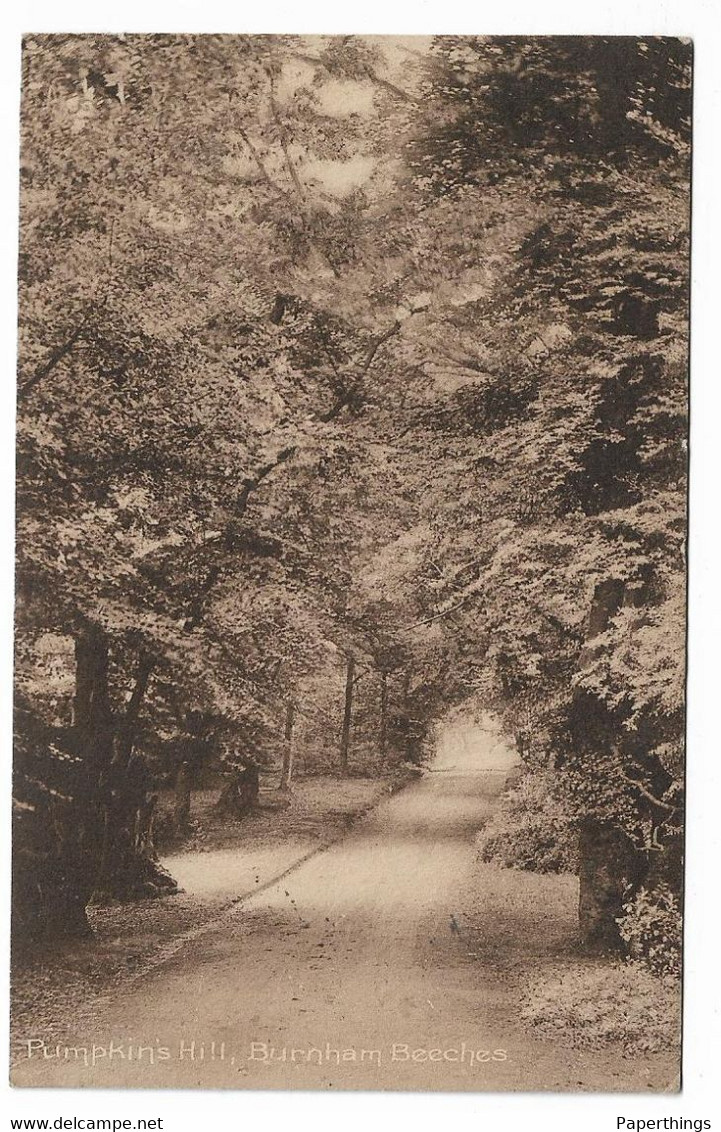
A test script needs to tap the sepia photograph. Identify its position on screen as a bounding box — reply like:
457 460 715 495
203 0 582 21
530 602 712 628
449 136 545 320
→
10 33 690 1092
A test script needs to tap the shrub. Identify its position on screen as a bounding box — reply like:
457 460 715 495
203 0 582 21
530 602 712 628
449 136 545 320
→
476 769 578 874
617 884 682 978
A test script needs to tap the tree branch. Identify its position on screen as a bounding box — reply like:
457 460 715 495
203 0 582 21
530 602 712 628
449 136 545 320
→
263 69 343 279
114 651 153 762
180 444 298 631
401 594 476 632
295 51 421 105
316 320 404 423
125 652 153 725
236 445 297 517
620 772 677 813
267 68 307 204
18 322 86 400
315 317 345 380
359 320 402 376
362 68 422 106
237 125 286 196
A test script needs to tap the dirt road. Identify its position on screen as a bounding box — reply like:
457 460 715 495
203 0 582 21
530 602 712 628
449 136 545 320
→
12 723 677 1092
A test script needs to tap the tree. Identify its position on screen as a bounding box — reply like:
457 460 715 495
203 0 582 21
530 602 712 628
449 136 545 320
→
399 35 690 947
14 32 426 936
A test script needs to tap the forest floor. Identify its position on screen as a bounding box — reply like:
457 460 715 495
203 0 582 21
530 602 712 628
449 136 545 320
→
11 727 680 1093
11 771 413 1052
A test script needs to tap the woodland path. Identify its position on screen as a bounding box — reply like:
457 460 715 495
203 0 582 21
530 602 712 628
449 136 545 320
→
13 723 677 1092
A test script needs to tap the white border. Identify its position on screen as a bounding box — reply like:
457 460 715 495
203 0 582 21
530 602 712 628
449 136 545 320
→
1 3 719 1130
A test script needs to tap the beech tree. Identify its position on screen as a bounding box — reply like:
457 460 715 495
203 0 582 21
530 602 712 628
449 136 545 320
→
399 35 690 946
14 33 426 935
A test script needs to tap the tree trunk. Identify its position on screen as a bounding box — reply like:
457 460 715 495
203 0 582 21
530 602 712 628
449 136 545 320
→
85 647 177 905
279 701 295 791
216 762 259 819
73 623 113 742
92 749 179 903
215 773 245 819
339 655 355 774
240 762 260 810
13 799 96 945
16 631 177 933
578 817 644 952
63 624 115 926
17 622 109 937
402 670 414 762
379 672 388 767
173 761 193 834
580 579 625 666
12 624 115 943
573 580 635 948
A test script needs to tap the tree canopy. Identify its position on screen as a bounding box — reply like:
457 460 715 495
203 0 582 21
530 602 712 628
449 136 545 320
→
14 34 690 946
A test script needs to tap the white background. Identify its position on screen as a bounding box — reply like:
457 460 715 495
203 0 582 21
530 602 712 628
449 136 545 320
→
0 2 718 1129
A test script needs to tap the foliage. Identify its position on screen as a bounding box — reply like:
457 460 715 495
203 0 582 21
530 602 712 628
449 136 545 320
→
476 771 578 874
403 36 689 905
617 884 682 978
520 957 681 1054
